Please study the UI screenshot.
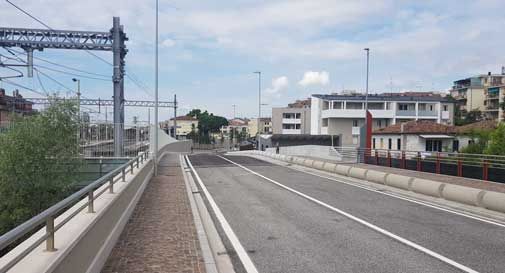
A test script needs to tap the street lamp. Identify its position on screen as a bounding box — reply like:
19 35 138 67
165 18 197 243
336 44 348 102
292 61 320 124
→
253 71 261 149
364 48 370 154
72 78 81 119
154 0 159 176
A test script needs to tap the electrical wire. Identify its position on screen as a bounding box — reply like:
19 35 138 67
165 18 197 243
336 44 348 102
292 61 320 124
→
0 78 46 96
35 70 48 95
5 0 155 99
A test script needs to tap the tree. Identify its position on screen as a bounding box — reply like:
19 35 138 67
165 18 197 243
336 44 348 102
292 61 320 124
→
456 109 482 126
186 109 228 143
484 122 505 155
0 101 82 236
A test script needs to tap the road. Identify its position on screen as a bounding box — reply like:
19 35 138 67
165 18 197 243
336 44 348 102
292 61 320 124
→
187 154 505 273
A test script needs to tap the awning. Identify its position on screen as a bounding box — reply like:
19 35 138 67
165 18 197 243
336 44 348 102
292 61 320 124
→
419 134 454 139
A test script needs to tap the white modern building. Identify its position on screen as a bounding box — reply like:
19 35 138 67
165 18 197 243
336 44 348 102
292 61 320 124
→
310 93 455 147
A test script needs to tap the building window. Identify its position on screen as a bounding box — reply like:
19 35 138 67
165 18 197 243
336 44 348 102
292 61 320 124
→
352 136 358 145
295 124 301 129
295 113 301 119
322 118 329 127
429 105 434 111
373 138 376 149
380 138 384 149
388 138 392 150
399 104 408 111
443 105 448 111
333 101 343 109
352 120 358 127
377 120 382 127
397 138 401 150
426 140 442 152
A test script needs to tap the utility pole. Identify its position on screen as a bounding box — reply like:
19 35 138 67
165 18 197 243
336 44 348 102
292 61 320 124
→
232 104 236 118
154 0 159 176
174 94 177 139
72 78 81 119
254 71 261 149
364 48 370 130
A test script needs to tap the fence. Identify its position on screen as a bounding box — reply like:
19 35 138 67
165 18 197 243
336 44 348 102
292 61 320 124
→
333 147 505 183
0 152 149 272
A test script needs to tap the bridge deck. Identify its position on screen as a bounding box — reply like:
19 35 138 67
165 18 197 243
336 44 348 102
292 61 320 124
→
102 153 206 273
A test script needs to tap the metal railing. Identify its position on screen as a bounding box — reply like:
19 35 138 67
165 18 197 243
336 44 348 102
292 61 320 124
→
0 151 150 272
333 147 505 182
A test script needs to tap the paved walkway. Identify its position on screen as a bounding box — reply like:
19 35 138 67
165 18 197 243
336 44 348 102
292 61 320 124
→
102 154 206 273
301 156 505 193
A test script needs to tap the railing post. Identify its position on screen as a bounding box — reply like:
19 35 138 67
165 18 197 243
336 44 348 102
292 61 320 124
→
483 159 489 181
457 159 463 177
109 177 114 193
131 162 134 174
401 151 406 169
417 152 421 171
387 151 392 167
375 149 379 165
46 216 56 252
436 152 441 174
88 191 95 213
137 157 139 168
122 169 126 182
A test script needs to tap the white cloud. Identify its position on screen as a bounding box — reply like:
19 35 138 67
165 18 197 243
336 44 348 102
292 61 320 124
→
299 71 329 87
161 38 176 48
264 76 289 98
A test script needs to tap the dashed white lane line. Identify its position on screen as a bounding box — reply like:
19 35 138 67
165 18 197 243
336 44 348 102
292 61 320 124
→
186 155 259 273
218 155 480 273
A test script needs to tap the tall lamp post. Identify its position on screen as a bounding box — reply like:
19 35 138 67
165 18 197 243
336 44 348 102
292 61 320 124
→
72 78 81 120
364 48 371 159
154 0 159 176
253 71 261 149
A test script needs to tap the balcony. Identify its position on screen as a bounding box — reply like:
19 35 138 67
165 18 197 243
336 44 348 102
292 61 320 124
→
282 129 302 134
396 110 416 116
282 118 301 124
418 111 438 117
322 109 394 119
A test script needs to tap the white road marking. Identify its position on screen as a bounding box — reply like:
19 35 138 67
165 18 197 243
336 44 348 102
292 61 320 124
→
219 155 480 273
185 156 259 273
268 157 505 229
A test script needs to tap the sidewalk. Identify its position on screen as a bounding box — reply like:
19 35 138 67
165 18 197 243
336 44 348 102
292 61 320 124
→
301 155 505 193
102 153 206 273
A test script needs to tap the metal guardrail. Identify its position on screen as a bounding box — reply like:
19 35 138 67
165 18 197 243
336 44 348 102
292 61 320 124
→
333 147 505 182
0 151 150 272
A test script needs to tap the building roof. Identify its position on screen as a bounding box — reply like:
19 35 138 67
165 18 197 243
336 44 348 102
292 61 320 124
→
228 118 248 126
170 115 198 121
312 93 454 102
373 120 455 135
455 120 498 134
287 98 311 108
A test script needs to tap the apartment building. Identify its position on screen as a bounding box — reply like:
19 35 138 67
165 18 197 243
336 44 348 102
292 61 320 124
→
310 93 455 147
248 118 272 136
0 88 35 123
272 99 311 135
450 71 505 121
162 115 198 139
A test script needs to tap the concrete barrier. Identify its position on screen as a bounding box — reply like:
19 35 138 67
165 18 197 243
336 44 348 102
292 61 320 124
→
442 184 485 206
385 174 413 191
411 178 445 198
313 161 325 170
348 167 368 180
323 163 337 173
365 170 388 184
285 156 294 162
481 191 505 213
303 159 315 167
335 165 351 176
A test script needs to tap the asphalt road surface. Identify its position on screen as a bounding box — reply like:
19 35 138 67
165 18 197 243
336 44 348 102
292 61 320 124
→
187 154 505 273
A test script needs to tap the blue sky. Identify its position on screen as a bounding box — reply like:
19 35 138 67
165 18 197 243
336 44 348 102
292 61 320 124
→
1 0 505 123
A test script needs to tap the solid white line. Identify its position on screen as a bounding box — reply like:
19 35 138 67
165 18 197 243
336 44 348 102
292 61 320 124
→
218 155 480 273
185 156 259 273
275 158 505 229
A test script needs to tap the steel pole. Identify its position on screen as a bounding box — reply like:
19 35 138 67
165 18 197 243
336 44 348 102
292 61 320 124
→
112 17 124 157
154 0 159 176
364 48 370 140
174 94 177 140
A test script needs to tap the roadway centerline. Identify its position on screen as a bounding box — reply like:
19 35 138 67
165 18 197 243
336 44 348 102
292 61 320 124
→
185 155 259 273
218 155 480 273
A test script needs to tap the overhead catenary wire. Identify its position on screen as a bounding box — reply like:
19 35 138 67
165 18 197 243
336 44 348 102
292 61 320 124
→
5 0 155 100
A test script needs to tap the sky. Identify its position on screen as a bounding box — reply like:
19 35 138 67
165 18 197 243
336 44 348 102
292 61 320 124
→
1 0 505 123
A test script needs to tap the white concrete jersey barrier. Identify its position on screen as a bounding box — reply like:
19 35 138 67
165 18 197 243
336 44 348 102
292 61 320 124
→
348 167 368 180
303 159 315 168
442 184 486 206
481 191 505 213
365 170 388 184
313 161 325 170
335 165 351 176
323 163 337 173
385 174 414 191
411 179 445 198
